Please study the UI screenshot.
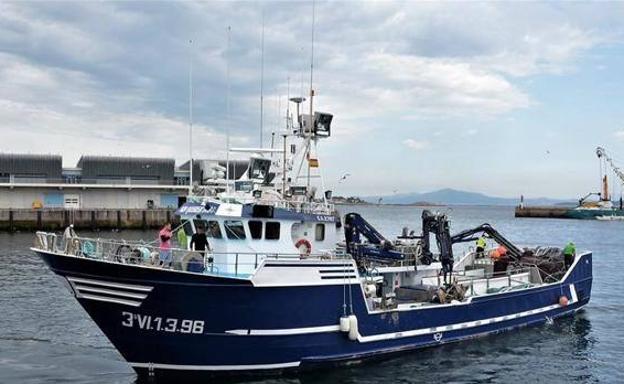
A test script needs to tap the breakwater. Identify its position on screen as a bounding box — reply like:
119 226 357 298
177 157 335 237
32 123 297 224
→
514 206 571 219
0 208 177 231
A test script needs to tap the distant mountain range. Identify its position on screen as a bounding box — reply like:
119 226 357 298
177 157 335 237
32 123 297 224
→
363 188 576 207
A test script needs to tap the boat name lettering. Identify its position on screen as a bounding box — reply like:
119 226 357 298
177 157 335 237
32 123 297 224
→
180 205 205 214
316 215 335 222
121 311 204 334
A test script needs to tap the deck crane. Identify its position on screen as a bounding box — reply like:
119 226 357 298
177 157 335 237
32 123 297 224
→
596 147 624 203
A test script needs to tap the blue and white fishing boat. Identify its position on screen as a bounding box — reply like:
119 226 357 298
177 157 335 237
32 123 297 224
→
33 94 592 380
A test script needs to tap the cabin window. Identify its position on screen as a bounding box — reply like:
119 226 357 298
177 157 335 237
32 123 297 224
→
182 220 194 236
315 223 325 241
248 220 263 240
193 219 205 233
224 220 246 240
265 222 280 240
206 220 223 239
291 222 302 242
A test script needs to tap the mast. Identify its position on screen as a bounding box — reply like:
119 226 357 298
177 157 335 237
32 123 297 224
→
225 26 231 193
286 77 291 129
307 0 316 188
188 39 193 195
260 9 265 148
282 134 287 198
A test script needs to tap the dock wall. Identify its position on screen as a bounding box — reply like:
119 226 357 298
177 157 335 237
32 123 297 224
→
0 208 178 232
514 206 571 219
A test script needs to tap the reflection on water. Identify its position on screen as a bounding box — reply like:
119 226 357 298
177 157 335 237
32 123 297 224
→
1 205 623 383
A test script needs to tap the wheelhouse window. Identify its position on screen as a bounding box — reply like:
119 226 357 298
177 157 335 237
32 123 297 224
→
206 220 223 239
265 222 280 240
315 223 325 241
248 220 263 240
182 220 194 236
224 220 246 240
193 219 205 233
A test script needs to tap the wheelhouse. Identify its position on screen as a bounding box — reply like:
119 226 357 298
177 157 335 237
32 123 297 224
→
176 200 340 275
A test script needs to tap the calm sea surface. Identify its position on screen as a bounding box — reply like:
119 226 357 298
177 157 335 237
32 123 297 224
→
1 205 623 383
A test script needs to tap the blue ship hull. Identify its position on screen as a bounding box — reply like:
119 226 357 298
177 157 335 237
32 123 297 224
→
35 250 592 379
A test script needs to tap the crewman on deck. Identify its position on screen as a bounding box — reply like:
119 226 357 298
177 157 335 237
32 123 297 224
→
159 223 173 268
190 225 209 256
563 242 576 269
476 235 487 258
177 226 188 249
492 245 509 275
497 245 508 257
62 224 77 253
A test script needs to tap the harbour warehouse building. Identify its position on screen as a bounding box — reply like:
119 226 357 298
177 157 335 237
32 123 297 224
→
0 153 247 210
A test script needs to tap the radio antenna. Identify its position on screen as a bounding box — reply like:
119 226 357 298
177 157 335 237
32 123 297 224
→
225 26 231 193
307 0 316 187
260 8 265 148
188 39 194 195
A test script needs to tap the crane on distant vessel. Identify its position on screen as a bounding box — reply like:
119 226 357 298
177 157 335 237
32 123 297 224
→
578 147 623 207
597 146 624 186
587 147 624 207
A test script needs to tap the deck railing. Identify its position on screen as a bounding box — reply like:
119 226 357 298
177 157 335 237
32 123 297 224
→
33 232 349 278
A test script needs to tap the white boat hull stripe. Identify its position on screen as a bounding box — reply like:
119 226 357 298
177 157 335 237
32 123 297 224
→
569 284 578 303
227 296 577 341
130 361 301 371
226 325 340 336
356 301 572 343
79 293 142 307
67 276 153 292
74 285 148 300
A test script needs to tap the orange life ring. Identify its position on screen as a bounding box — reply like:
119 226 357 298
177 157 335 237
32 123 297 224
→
295 238 312 256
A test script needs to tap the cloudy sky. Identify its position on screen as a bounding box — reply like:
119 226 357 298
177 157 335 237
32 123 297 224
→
1 1 624 199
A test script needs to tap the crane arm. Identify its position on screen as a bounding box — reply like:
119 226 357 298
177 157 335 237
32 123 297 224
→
597 147 624 185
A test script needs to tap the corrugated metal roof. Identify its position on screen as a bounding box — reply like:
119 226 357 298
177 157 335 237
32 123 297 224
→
0 153 62 178
77 155 175 181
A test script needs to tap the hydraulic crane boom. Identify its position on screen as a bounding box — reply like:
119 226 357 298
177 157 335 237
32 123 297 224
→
597 146 624 186
451 223 522 260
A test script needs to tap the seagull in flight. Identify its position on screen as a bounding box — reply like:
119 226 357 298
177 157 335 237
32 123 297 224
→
339 173 351 183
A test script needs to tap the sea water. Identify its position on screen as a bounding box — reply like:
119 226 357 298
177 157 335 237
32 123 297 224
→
0 205 622 383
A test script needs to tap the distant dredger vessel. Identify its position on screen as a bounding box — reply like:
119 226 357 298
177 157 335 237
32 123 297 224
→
516 146 624 220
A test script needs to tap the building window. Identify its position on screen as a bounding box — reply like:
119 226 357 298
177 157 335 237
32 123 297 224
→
315 223 325 241
248 220 263 240
224 220 246 240
265 222 280 240
206 220 223 239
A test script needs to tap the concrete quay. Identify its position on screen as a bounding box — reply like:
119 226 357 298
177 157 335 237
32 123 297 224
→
0 208 177 232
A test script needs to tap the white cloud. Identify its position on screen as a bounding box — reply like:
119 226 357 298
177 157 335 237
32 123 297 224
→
614 131 624 140
0 99 249 166
402 139 429 151
0 1 622 193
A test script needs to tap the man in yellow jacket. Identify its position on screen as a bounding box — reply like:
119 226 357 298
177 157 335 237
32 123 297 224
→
476 235 487 258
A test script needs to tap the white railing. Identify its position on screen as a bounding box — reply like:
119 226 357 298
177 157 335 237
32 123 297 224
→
34 232 349 278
